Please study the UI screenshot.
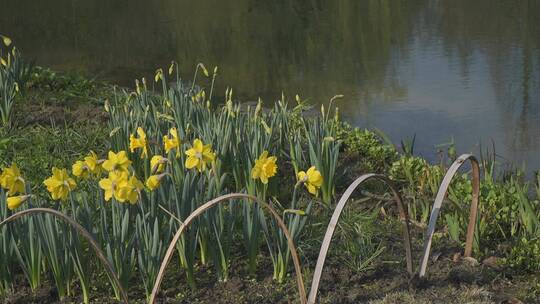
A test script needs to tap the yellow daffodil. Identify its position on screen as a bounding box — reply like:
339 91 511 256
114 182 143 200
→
7 194 31 210
251 151 277 184
117 174 144 204
43 167 77 201
72 160 90 178
185 139 216 172
73 151 103 178
163 127 180 157
146 173 166 191
99 171 128 202
129 127 148 158
102 151 131 173
84 151 102 175
150 155 167 174
297 166 323 196
0 164 26 195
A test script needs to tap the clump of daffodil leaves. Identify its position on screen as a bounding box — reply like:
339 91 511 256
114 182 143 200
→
0 61 341 302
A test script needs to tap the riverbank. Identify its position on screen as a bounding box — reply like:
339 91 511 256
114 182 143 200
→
1 65 539 303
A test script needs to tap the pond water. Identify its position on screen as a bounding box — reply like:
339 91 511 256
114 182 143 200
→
1 0 539 174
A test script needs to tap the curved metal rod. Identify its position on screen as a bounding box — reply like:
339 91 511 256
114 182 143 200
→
0 208 129 303
149 193 307 304
307 174 413 304
418 154 480 277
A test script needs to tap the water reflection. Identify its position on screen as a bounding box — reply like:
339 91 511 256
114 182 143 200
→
0 0 538 172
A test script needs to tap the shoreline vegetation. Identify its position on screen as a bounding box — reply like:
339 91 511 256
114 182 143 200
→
1 42 539 303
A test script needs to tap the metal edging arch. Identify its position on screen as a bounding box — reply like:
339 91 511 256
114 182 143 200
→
307 173 414 304
418 154 480 277
149 193 307 304
0 208 129 303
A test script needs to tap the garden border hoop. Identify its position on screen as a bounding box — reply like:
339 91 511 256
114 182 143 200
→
418 153 480 277
0 208 129 304
149 193 307 304
308 173 413 304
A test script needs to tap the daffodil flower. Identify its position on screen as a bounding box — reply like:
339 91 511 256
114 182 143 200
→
0 163 26 195
72 160 90 178
297 166 323 196
185 139 216 172
99 171 128 202
145 173 167 191
118 174 144 204
43 167 77 201
84 151 102 175
163 127 181 157
102 151 131 173
73 151 103 178
7 194 31 210
150 155 167 174
251 151 278 184
129 127 148 158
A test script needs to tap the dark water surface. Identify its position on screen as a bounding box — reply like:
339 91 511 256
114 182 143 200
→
1 0 539 172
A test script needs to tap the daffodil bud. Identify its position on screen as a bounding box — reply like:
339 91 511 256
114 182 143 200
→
255 98 262 117
200 63 209 77
283 209 306 216
261 120 271 135
146 173 167 191
7 194 31 210
135 79 141 95
155 68 164 82
169 61 175 75
1 35 12 46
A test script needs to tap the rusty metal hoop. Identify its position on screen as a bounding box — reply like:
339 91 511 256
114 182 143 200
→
149 193 307 304
418 154 480 277
0 208 129 304
307 173 414 304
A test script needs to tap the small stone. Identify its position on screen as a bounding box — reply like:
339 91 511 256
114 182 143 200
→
452 252 462 262
482 256 500 268
462 256 480 267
